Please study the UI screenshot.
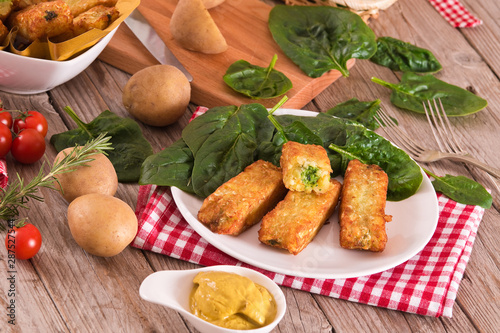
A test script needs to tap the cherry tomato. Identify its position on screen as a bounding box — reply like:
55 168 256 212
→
0 110 12 128
5 223 42 260
11 129 46 164
13 110 48 137
0 123 12 157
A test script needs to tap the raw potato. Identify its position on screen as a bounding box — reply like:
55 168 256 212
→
122 65 191 127
170 0 227 54
176 0 225 9
67 193 138 257
203 0 225 9
54 148 118 203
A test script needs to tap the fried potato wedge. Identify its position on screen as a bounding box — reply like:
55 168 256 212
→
72 4 118 36
8 0 73 42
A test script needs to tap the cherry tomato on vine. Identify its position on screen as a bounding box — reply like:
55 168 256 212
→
5 223 42 260
11 128 46 164
0 123 12 157
13 110 48 137
0 110 12 128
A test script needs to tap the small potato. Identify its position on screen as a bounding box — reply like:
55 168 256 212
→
175 0 224 9
203 0 225 9
170 0 227 54
122 64 191 127
67 193 138 257
54 147 118 203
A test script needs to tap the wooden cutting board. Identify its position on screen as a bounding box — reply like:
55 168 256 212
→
98 0 355 109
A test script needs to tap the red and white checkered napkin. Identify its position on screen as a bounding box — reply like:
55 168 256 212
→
131 107 486 318
428 0 482 28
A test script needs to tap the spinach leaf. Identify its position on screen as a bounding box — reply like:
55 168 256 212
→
266 97 323 146
326 98 381 130
185 104 273 198
50 106 153 182
328 117 423 201
370 37 442 73
139 138 195 192
223 54 293 99
426 169 492 208
268 5 377 78
372 72 488 116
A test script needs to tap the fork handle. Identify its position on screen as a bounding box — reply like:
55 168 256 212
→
443 153 500 179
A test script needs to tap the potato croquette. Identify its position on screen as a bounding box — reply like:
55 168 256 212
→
197 160 287 236
259 179 342 255
339 159 392 252
280 141 332 194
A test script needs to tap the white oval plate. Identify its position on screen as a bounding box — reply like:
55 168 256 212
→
172 109 439 279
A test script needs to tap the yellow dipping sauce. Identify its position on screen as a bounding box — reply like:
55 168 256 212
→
190 271 277 330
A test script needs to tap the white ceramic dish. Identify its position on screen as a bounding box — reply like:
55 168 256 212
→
0 26 118 95
139 265 287 333
171 109 439 279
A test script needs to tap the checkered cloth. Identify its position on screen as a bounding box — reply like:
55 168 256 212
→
0 158 8 189
428 0 482 28
132 107 486 317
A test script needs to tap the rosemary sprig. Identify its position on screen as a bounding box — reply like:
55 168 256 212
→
0 133 114 230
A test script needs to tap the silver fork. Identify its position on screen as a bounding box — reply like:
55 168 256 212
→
376 104 500 179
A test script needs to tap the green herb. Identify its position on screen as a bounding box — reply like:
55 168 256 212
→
50 106 153 182
326 98 381 130
0 134 113 230
268 5 377 78
425 168 492 208
372 73 488 116
370 37 442 73
223 54 293 99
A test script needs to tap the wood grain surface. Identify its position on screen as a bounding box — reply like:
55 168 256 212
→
98 0 354 109
1 0 499 332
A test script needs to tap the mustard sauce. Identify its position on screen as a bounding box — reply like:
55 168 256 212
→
189 271 277 330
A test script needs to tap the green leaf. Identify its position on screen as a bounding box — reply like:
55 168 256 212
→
184 104 273 197
326 98 381 130
431 174 492 209
328 119 423 201
139 139 194 192
370 37 442 73
268 5 377 78
223 54 293 99
372 72 488 116
50 107 153 182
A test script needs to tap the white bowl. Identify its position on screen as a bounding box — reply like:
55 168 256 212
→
139 265 287 333
0 26 119 95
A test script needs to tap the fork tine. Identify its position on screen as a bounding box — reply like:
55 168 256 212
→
423 100 447 152
435 98 465 153
375 109 424 158
424 99 465 154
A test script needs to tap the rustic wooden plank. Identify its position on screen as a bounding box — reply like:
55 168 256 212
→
460 0 500 76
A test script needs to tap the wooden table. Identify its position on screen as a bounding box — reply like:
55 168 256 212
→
1 0 499 331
